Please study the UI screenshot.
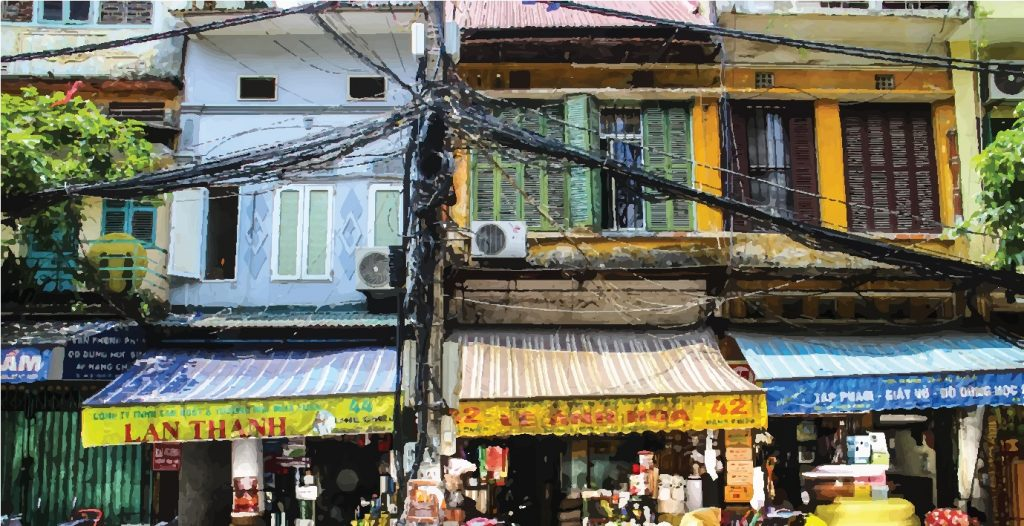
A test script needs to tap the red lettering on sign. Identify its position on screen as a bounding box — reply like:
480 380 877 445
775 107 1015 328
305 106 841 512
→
569 410 592 426
207 420 226 439
548 410 568 426
143 423 161 442
669 409 690 422
460 407 480 424
125 423 140 443
648 409 668 423
249 418 266 436
189 420 204 439
728 398 748 415
267 417 286 436
162 422 179 441
518 411 536 427
231 419 247 438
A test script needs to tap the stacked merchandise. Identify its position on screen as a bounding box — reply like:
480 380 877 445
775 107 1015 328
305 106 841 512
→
559 492 584 526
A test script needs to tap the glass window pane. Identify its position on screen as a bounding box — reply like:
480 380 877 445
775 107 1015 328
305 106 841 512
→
305 189 330 276
42 1 63 20
69 0 90 21
373 189 401 247
276 190 300 277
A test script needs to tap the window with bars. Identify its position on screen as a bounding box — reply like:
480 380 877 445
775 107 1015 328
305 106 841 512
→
600 109 646 230
469 98 694 232
1 1 153 24
841 104 940 233
101 199 157 246
727 102 820 231
875 74 896 90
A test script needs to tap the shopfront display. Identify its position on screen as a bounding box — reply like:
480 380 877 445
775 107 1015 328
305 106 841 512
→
443 329 769 525
81 347 400 526
732 331 1024 524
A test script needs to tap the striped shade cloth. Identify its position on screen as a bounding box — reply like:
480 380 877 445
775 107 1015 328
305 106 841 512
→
731 331 1024 380
85 347 397 406
455 328 760 400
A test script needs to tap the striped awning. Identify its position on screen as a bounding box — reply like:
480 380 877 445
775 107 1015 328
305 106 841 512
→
457 328 759 400
452 329 766 436
81 348 397 446
86 348 397 405
732 331 1024 414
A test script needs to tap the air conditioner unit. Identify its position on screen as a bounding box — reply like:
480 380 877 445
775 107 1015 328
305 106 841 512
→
988 62 1024 102
355 247 392 291
470 221 528 259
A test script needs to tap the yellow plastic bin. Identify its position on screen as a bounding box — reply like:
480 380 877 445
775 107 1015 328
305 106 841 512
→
815 497 920 526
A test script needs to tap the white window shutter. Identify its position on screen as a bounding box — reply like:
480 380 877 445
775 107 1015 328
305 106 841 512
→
168 187 208 278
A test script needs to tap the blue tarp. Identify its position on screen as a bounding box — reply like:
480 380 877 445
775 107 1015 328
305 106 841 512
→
732 331 1024 414
85 347 397 406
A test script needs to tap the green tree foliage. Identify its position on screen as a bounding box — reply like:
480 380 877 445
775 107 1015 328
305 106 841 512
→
1 86 163 319
2 86 152 200
973 102 1024 270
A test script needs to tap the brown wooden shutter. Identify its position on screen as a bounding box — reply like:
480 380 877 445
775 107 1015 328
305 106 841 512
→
788 116 821 225
727 106 753 232
842 104 939 233
1 1 33 22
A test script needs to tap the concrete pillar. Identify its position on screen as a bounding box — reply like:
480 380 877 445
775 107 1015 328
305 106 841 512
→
231 438 265 526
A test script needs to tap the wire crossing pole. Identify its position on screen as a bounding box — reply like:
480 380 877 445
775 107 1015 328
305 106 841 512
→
401 1 452 523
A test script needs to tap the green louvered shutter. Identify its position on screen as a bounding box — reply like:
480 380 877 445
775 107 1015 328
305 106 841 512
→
520 110 545 228
495 108 523 221
472 149 498 221
642 104 694 231
564 94 600 227
542 105 568 230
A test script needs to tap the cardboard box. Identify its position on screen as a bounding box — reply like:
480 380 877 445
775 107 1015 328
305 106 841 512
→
725 447 752 461
724 484 753 503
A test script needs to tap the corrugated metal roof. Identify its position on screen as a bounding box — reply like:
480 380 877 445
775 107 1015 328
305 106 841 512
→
2 320 136 347
85 347 397 406
450 0 708 30
158 307 396 329
455 328 760 400
732 331 1024 381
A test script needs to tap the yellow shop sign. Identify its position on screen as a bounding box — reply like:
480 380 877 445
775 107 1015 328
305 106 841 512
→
82 394 394 447
453 393 766 437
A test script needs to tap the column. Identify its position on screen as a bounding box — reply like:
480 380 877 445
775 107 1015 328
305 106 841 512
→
231 438 265 526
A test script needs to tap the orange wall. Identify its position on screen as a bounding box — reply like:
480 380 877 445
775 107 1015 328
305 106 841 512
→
814 100 847 230
692 100 723 231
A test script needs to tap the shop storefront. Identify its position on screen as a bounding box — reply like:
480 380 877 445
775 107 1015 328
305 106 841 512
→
81 347 400 526
441 329 768 526
1 321 147 526
731 331 1024 525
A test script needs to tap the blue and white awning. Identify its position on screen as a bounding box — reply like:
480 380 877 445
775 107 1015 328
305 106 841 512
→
85 347 397 406
731 331 1024 415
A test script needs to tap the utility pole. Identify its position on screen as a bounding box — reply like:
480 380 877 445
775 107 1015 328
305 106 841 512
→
400 1 452 523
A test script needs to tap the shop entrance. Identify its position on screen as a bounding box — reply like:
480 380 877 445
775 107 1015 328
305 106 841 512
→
307 436 393 526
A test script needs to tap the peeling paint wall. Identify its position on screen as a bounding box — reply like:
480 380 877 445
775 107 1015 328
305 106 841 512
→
1 3 184 79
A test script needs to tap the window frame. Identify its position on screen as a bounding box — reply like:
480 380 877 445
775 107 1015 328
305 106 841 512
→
22 1 154 27
202 187 241 283
598 107 646 232
237 75 279 102
101 198 157 248
347 75 388 102
367 182 404 248
271 184 334 281
37 0 93 25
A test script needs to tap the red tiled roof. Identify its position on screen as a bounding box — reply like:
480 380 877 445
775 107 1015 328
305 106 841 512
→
449 1 708 30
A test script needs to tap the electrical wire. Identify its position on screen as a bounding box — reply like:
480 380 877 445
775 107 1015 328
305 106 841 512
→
547 1 1022 75
461 86 994 239
453 104 1024 291
0 1 336 63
